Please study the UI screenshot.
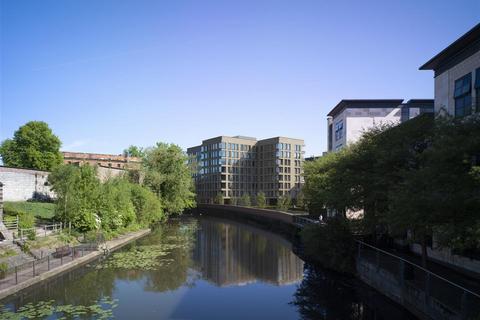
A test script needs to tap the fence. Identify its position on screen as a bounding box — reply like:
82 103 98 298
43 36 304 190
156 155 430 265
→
0 243 99 291
2 216 19 230
17 222 68 241
357 240 480 320
292 215 319 227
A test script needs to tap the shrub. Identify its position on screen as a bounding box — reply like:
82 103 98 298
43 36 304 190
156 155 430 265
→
239 194 251 207
130 183 164 226
0 262 8 279
301 218 356 274
277 195 291 211
256 192 266 208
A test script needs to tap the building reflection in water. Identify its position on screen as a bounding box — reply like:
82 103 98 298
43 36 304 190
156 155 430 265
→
192 217 304 287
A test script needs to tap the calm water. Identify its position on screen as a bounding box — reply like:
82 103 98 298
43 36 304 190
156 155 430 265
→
0 215 417 319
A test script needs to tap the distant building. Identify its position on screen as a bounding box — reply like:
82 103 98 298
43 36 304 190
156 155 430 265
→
62 151 141 181
187 136 304 205
420 23 480 118
327 99 434 152
62 151 141 169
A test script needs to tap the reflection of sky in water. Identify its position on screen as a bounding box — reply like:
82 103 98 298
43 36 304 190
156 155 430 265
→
0 216 417 319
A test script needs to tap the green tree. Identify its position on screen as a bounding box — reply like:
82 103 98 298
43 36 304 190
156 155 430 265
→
49 164 101 232
123 145 145 158
0 121 63 171
130 183 164 226
239 193 251 207
277 194 291 211
213 193 223 205
142 143 195 215
295 190 305 210
256 192 266 208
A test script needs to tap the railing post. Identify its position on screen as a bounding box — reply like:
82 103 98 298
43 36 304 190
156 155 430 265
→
48 255 50 271
460 290 468 320
44 225 46 237
15 266 18 284
32 260 35 277
61 255 63 265
425 273 431 311
399 259 405 288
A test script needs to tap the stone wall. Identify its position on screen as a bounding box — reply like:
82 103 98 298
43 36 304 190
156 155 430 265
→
0 167 55 202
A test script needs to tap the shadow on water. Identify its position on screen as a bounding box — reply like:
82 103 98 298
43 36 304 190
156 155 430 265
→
0 215 418 319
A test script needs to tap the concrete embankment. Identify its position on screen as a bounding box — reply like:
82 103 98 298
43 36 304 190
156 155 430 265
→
0 229 151 300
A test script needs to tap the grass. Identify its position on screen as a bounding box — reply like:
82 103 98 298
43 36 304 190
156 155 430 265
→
26 233 79 250
3 201 55 219
0 248 17 259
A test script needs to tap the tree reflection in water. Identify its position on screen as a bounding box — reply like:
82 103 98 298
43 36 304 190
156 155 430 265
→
292 264 417 320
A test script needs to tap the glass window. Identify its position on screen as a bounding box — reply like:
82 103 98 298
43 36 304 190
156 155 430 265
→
455 73 472 117
335 121 343 141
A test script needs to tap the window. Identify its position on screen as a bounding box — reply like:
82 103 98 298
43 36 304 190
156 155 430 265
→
454 73 472 117
476 68 480 112
401 106 409 122
335 121 343 141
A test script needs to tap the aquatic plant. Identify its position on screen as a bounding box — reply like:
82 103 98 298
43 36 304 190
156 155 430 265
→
0 296 118 319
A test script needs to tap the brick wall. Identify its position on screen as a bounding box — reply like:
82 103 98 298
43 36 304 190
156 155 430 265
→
0 167 55 202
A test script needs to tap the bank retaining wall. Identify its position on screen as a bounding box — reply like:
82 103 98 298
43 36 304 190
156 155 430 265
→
0 167 55 202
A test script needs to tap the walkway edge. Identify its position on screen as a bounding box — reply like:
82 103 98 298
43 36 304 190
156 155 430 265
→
0 229 151 301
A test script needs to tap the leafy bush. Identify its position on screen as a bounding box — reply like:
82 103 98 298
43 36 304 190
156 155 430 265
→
256 192 266 208
130 183 164 226
277 195 291 211
0 262 8 279
239 194 251 207
301 218 356 274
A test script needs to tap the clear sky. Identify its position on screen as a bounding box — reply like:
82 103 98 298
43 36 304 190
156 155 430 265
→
1 0 479 157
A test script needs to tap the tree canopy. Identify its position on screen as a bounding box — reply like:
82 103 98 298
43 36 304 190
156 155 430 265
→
142 143 196 215
0 121 63 170
303 114 480 263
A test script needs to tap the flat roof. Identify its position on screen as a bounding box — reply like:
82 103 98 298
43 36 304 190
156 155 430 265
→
420 23 480 72
405 99 434 105
327 99 404 117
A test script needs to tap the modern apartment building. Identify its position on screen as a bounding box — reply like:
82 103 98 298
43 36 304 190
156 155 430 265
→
420 23 480 117
187 136 304 205
327 99 434 152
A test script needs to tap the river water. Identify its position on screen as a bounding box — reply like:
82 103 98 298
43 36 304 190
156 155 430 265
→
0 215 417 319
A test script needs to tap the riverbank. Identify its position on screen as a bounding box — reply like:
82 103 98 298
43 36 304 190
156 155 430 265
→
0 228 151 300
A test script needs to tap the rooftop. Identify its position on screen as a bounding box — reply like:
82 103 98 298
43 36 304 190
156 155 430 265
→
327 99 404 117
419 23 480 74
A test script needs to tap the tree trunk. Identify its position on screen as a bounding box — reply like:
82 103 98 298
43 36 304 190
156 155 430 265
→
421 235 428 268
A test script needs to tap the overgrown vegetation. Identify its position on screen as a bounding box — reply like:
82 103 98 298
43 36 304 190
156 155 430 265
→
303 114 480 266
301 219 356 274
3 201 55 219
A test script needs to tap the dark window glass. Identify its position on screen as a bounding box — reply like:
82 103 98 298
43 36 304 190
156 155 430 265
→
454 73 471 98
454 73 472 117
475 68 480 88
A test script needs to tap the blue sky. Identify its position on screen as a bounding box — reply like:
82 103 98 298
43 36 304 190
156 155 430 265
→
1 0 479 156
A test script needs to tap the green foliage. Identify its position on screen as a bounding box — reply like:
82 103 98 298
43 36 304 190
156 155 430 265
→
256 192 266 208
0 248 16 259
143 143 196 215
277 194 291 211
0 121 62 171
49 164 101 232
239 193 251 207
295 190 305 210
0 262 7 279
301 219 355 274
123 145 145 158
213 193 223 205
303 114 480 257
130 183 164 226
3 201 55 219
99 178 136 231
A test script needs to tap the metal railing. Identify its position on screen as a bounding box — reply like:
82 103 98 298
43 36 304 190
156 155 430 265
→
1 216 19 230
357 240 480 319
0 243 99 291
292 215 320 227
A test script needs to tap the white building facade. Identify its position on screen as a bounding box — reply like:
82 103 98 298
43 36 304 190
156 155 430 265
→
420 23 480 117
327 99 433 152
